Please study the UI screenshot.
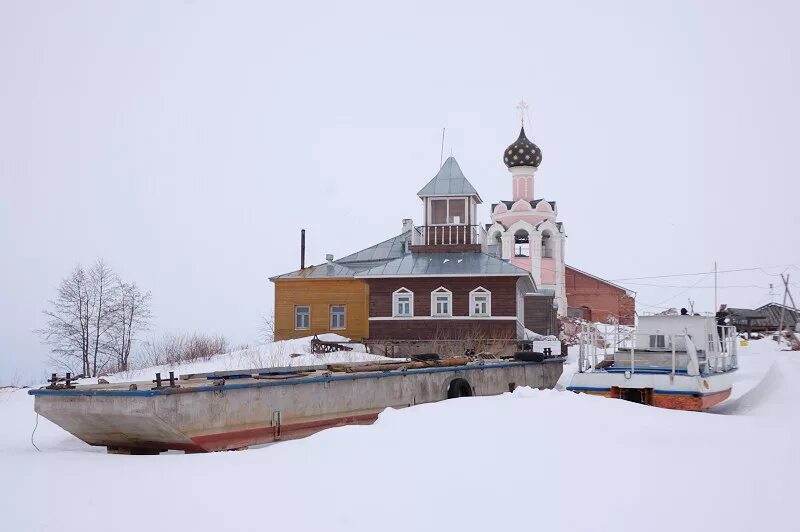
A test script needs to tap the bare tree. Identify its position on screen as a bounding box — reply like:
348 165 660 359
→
37 265 92 375
87 259 117 376
37 259 151 377
259 313 275 344
107 282 152 371
137 332 228 368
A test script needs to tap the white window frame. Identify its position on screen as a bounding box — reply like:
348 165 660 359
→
330 305 346 330
392 287 414 318
295 305 310 330
649 334 666 349
428 197 468 226
430 287 453 317
469 287 492 317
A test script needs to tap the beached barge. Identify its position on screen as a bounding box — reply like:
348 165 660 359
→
567 315 738 410
30 356 563 453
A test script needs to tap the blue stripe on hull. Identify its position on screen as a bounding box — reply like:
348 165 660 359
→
29 359 564 398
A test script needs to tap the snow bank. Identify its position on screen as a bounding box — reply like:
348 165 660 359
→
0 337 797 532
81 334 390 385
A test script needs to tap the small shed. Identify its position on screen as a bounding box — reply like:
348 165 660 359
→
755 303 799 331
727 308 767 336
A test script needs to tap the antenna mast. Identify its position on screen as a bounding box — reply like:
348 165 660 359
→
439 128 446 168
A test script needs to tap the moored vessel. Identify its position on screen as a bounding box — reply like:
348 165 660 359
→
31 355 564 453
567 315 738 410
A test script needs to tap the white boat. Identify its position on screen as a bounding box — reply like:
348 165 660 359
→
567 315 738 410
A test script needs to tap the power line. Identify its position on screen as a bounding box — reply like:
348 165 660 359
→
610 265 794 282
623 282 769 289
636 272 712 310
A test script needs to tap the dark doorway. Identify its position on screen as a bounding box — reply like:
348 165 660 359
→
447 378 473 399
618 388 653 405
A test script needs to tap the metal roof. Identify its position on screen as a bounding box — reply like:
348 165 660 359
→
565 264 636 297
269 262 358 281
493 199 557 211
754 303 799 328
355 252 530 278
416 156 482 201
335 231 410 267
727 308 767 320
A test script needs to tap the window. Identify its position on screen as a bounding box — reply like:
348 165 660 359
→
447 199 465 224
431 199 447 224
514 229 530 257
649 335 666 349
295 306 310 330
430 198 467 225
393 288 414 317
431 287 452 317
541 230 553 258
330 305 346 329
470 287 492 317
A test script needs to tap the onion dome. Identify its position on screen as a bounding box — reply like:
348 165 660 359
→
503 126 542 168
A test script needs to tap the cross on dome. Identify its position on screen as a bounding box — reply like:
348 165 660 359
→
516 99 528 125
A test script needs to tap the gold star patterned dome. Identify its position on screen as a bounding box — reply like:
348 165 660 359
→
503 126 542 168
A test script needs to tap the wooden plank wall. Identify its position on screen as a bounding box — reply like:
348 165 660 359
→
524 295 559 336
366 276 520 317
273 279 369 340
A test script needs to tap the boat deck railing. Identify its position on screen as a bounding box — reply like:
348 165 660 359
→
577 324 738 377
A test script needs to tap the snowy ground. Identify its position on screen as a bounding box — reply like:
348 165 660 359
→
90 333 390 384
1 337 797 531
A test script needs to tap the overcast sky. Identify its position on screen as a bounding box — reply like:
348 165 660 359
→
1 0 798 384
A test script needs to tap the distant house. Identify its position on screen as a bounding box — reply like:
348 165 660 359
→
727 308 768 335
727 303 799 332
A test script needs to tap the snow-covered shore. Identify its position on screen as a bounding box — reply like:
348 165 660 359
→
1 338 797 532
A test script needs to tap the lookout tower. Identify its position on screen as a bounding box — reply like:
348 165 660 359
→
411 156 484 252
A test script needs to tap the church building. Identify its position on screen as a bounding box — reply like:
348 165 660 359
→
270 118 634 341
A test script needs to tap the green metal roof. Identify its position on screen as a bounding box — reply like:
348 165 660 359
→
416 157 482 201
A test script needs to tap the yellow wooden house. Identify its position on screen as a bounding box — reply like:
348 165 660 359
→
269 231 410 340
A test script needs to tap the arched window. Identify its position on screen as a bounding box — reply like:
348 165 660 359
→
487 230 503 257
541 230 553 258
430 287 453 317
514 229 530 257
469 287 492 317
392 288 414 317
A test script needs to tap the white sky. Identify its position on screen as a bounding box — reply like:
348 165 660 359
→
1 0 799 384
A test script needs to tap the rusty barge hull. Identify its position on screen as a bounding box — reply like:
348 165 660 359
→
30 359 564 453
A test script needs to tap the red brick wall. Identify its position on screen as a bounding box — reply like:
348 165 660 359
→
565 266 635 325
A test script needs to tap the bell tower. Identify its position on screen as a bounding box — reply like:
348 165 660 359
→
489 102 567 316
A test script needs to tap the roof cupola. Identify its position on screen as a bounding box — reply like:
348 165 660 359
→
503 126 542 168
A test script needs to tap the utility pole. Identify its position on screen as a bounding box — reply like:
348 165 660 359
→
688 298 695 314
714 261 718 312
777 273 797 333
